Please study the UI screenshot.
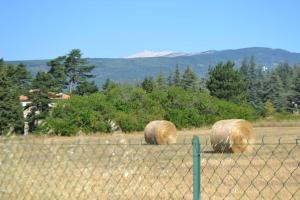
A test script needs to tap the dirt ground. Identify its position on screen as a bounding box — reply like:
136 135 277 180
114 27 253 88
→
0 124 299 200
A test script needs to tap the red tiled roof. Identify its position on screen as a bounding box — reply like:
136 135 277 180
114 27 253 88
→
19 95 29 101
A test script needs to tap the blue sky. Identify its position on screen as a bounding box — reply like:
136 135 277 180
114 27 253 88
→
0 0 299 60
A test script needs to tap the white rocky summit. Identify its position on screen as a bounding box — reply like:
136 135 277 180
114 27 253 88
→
126 50 174 58
126 50 216 58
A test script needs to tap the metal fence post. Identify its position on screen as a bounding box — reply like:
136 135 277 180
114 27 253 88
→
193 135 200 200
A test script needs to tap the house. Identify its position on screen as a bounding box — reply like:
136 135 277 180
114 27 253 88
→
19 95 31 108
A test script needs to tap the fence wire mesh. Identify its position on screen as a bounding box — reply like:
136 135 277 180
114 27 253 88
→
0 135 299 200
0 138 193 200
201 136 300 200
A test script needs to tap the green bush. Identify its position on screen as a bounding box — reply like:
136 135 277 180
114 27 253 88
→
39 85 259 135
40 94 112 135
107 86 165 132
157 87 258 128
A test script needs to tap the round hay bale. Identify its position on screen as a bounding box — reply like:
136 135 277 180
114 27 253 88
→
144 120 177 145
210 119 256 153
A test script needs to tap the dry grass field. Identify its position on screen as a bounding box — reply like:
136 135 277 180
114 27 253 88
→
0 123 299 199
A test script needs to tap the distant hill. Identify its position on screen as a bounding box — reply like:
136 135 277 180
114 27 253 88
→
8 47 300 86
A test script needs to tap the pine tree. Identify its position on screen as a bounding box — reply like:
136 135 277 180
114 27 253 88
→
264 100 276 116
263 71 285 112
64 49 95 93
173 64 181 87
180 66 198 90
207 61 246 101
155 72 166 90
102 78 117 93
240 57 249 79
276 62 293 89
167 71 173 86
199 77 207 92
75 81 98 96
287 66 300 112
6 63 32 95
0 69 24 135
141 77 154 93
244 57 264 114
47 56 67 92
28 72 55 131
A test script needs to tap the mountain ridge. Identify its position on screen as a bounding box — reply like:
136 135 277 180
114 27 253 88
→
7 47 300 85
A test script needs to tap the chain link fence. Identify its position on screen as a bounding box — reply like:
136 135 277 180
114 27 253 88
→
0 138 193 200
200 136 300 200
0 135 299 200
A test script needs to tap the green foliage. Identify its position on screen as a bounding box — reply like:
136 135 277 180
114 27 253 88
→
141 77 155 93
28 72 54 131
207 61 246 102
240 57 249 78
263 71 285 112
287 65 300 112
102 78 118 94
240 58 298 114
41 83 258 135
33 57 300 135
46 49 95 93
75 81 98 96
8 63 32 93
240 57 265 115
173 64 181 87
155 72 167 90
180 66 198 91
107 86 165 132
0 65 24 135
47 56 67 91
275 62 293 89
264 100 276 116
64 49 95 93
40 94 113 135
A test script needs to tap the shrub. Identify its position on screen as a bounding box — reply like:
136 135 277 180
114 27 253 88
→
39 85 259 135
40 94 113 135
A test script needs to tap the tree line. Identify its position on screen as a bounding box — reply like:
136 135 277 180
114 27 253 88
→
0 49 299 135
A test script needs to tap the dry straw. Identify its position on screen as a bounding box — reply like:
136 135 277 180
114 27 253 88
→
144 120 177 145
210 119 256 153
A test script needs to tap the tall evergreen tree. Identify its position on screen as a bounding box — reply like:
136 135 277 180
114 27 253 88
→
263 71 285 112
276 62 293 89
242 57 265 114
173 64 181 87
0 68 24 135
240 57 249 79
6 63 32 94
0 58 4 67
207 61 246 101
155 72 167 90
275 62 293 111
167 71 173 86
102 78 118 94
75 81 98 96
28 72 55 131
141 77 155 93
287 66 300 112
64 49 95 93
47 56 67 92
180 66 198 90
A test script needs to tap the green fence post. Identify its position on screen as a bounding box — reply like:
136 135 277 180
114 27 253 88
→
193 135 200 200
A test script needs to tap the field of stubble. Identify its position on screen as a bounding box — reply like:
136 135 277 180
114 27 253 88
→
0 126 299 200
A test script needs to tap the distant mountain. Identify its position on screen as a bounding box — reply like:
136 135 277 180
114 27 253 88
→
126 50 214 58
126 50 174 58
8 47 300 86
